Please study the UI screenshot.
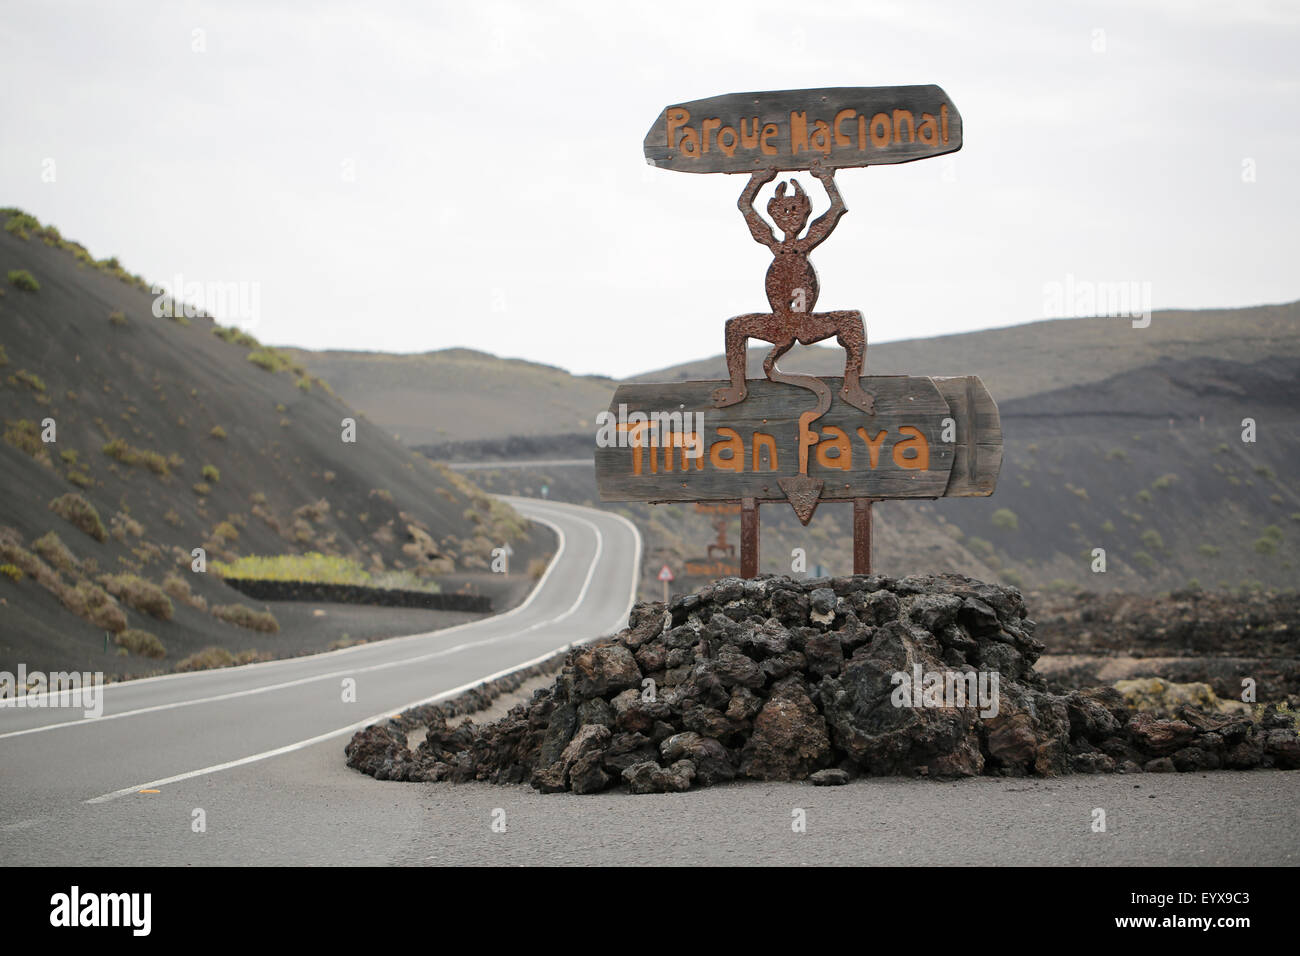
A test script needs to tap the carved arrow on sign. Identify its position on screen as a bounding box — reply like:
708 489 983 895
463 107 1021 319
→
777 475 824 525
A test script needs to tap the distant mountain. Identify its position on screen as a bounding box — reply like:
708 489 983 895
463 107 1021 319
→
0 209 552 675
280 347 617 445
634 302 1300 401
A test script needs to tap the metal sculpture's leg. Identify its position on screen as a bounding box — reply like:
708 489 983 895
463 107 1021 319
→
828 310 875 415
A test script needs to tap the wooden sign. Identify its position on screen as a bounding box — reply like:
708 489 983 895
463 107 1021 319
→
607 82 993 579
595 376 999 505
644 86 962 174
684 559 741 578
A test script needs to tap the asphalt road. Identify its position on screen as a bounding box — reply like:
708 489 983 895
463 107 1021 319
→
0 496 640 863
3 495 1297 866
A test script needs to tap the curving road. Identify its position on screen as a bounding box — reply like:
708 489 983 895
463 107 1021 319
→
0 497 641 864
4 495 1296 867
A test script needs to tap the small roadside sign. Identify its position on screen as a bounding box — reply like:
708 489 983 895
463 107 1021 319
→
658 563 674 603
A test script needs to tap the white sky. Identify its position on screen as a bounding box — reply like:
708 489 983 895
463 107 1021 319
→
2 0 1297 378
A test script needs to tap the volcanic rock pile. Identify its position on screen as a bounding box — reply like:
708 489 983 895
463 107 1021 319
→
345 574 1300 792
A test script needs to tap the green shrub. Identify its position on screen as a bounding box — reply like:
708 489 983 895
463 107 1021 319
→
202 464 220 483
211 603 279 633
4 211 40 239
1105 448 1128 461
1152 473 1178 491
115 629 166 659
1133 551 1156 570
209 425 227 440
101 438 171 475
48 493 107 541
192 482 211 496
7 269 39 292
1197 544 1220 558
0 563 22 581
4 419 53 466
991 508 1019 532
214 552 440 593
13 369 46 392
247 349 286 373
212 326 261 348
1140 529 1165 552
108 309 127 326
1136 489 1153 503
1254 537 1278 555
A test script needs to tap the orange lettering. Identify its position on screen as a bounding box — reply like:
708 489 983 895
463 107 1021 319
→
789 111 809 155
815 426 852 471
809 119 832 155
892 109 915 143
856 427 888 469
917 113 938 145
892 426 930 470
752 431 779 471
835 108 856 148
666 108 690 149
709 427 745 473
870 113 891 147
701 117 721 152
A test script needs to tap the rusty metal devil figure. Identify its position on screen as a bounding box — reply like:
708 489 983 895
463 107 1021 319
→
712 160 876 418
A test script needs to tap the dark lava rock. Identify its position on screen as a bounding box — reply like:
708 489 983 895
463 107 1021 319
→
810 768 850 786
346 574 1300 793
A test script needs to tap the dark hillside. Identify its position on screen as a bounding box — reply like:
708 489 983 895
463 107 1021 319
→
0 211 553 677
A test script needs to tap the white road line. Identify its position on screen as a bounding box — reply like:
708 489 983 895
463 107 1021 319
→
84 643 583 805
82 504 636 803
0 512 583 741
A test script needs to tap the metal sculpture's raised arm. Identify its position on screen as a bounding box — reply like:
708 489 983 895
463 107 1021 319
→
738 168 778 247
802 164 848 251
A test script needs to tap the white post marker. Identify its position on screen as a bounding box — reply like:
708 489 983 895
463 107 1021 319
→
658 563 674 603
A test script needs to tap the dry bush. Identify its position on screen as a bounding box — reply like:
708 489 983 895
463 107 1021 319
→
175 647 235 672
48 493 107 542
211 603 279 633
100 573 174 620
161 572 208 611
115 629 165 659
31 531 79 574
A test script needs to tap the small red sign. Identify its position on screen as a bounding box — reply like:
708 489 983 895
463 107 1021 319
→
657 564 675 582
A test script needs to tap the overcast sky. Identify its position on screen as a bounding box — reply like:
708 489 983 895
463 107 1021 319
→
2 0 1296 378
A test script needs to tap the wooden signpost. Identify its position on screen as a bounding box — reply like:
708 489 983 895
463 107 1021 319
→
598 86 999 579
